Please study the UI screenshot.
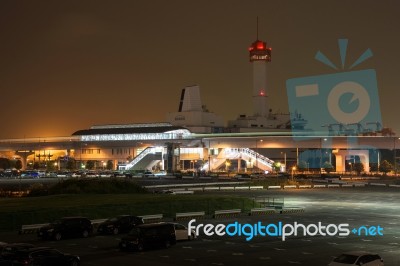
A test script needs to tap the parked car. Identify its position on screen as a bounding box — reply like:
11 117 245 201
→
38 217 93 241
97 215 144 235
0 243 35 254
234 173 251 180
20 171 40 179
142 171 155 178
119 223 176 251
2 247 80 266
328 251 384 266
170 223 196 241
0 243 36 262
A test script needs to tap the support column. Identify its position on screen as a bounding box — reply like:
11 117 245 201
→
15 151 34 170
334 150 370 173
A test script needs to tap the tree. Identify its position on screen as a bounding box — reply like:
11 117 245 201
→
86 160 95 170
33 162 40 170
106 160 114 170
297 161 308 172
379 160 392 175
66 159 75 170
272 162 281 173
353 162 364 175
369 162 378 172
15 160 23 170
0 158 11 170
46 161 55 171
322 161 334 173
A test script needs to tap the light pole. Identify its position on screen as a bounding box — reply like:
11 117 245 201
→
291 166 296 180
349 162 353 175
255 139 263 173
281 151 287 172
208 140 211 173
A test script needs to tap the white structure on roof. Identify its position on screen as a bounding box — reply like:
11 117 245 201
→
166 85 224 133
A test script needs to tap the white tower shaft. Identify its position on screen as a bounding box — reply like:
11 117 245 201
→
252 61 268 117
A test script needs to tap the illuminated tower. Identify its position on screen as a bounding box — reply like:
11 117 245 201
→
248 23 271 117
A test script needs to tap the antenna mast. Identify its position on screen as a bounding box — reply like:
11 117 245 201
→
256 16 259 40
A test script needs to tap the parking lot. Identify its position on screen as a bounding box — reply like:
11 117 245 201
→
0 187 399 265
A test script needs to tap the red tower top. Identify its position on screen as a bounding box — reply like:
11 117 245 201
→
248 40 272 62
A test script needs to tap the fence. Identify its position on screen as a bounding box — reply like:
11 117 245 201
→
0 198 263 232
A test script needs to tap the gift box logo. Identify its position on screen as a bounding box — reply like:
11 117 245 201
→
286 39 382 139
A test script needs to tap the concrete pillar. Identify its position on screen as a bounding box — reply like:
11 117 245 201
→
15 151 34 170
334 150 370 173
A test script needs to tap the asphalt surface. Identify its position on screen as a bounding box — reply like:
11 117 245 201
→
1 187 399 265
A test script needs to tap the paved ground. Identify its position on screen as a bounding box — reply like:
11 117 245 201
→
1 187 399 265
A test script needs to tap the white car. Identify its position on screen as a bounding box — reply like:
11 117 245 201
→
171 223 196 241
329 251 384 266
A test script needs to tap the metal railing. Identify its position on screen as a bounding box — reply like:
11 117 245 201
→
125 147 163 170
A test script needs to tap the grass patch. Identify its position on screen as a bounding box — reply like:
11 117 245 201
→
0 194 257 232
28 179 147 196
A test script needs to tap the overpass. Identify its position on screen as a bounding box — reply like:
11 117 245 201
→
0 131 398 173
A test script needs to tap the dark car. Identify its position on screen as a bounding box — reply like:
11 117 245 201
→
0 243 35 266
2 247 80 266
97 215 144 235
38 217 93 241
119 223 176 251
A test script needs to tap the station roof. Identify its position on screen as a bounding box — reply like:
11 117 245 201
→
72 125 190 136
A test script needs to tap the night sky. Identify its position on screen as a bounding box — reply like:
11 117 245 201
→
0 0 399 139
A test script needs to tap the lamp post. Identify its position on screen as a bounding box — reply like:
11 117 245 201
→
291 166 296 180
281 151 287 172
349 162 353 175
209 141 211 173
255 139 263 173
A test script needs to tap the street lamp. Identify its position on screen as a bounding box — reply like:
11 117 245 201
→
255 139 263 173
348 162 353 175
291 166 296 180
225 159 231 175
281 151 287 172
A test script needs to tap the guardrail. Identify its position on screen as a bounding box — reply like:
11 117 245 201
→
268 185 281 189
20 214 164 234
250 208 276 216
213 209 241 218
145 181 400 193
369 183 387 187
279 207 305 214
139 214 163 223
249 186 264 190
175 211 205 221
19 223 49 234
327 184 340 188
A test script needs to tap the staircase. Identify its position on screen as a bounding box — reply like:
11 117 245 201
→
125 147 163 171
202 148 274 172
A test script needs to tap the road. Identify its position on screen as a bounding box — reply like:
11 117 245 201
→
1 187 399 265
